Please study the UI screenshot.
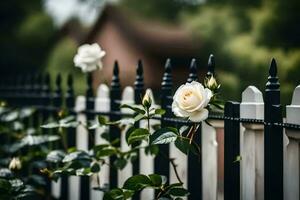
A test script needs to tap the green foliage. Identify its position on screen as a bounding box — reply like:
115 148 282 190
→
39 97 205 199
183 3 300 104
251 1 300 48
0 105 57 199
17 12 55 47
45 37 86 95
0 1 57 73
104 174 188 200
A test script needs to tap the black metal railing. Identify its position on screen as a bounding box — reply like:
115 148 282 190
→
0 55 300 200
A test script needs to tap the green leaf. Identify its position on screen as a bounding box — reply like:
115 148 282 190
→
103 188 125 200
175 137 200 155
90 162 101 173
145 145 159 156
59 121 80 128
234 155 242 163
134 114 145 122
68 147 77 153
0 169 13 179
127 128 149 145
114 158 127 170
0 178 11 193
154 109 166 115
62 151 91 163
76 168 92 176
46 150 66 163
98 116 108 125
179 126 189 135
150 127 179 144
125 126 135 144
9 179 24 190
19 108 35 119
21 135 60 146
123 190 135 199
165 183 183 191
119 118 135 126
88 122 100 130
148 174 164 187
94 145 117 158
169 187 189 197
101 132 110 141
174 137 191 155
123 175 152 191
151 131 178 145
1 111 18 122
41 122 59 129
120 104 145 115
59 116 76 124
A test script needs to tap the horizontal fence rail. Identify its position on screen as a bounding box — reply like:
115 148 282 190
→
0 55 300 200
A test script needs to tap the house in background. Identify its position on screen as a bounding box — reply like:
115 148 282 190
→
83 5 202 89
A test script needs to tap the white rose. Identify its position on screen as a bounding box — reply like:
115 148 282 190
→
74 43 106 73
172 81 213 122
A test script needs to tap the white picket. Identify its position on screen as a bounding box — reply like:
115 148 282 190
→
240 86 264 200
48 84 300 200
284 85 300 200
51 178 61 199
202 119 223 200
68 95 87 200
119 86 134 187
91 84 111 200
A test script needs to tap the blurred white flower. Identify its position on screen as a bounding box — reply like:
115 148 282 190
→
9 157 22 171
74 43 106 73
172 81 212 122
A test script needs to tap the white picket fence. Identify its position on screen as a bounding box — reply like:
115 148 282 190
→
51 84 300 200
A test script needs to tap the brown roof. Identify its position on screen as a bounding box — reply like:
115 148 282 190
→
84 5 200 57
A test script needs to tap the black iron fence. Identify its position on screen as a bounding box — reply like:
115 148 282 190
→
0 55 300 200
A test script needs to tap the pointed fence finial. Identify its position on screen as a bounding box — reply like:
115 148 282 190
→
207 54 215 77
264 58 283 199
165 58 172 73
137 59 143 76
66 73 74 108
266 58 280 91
53 73 63 107
161 58 173 114
55 74 62 94
25 74 33 93
56 74 62 88
187 58 198 83
44 73 51 93
41 73 52 108
16 75 24 94
111 60 120 89
135 59 144 103
67 73 73 90
269 58 277 77
33 73 42 94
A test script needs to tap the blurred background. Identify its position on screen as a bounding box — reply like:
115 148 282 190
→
1 0 299 105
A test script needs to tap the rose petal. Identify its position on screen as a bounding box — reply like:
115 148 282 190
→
172 101 190 117
189 109 209 122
